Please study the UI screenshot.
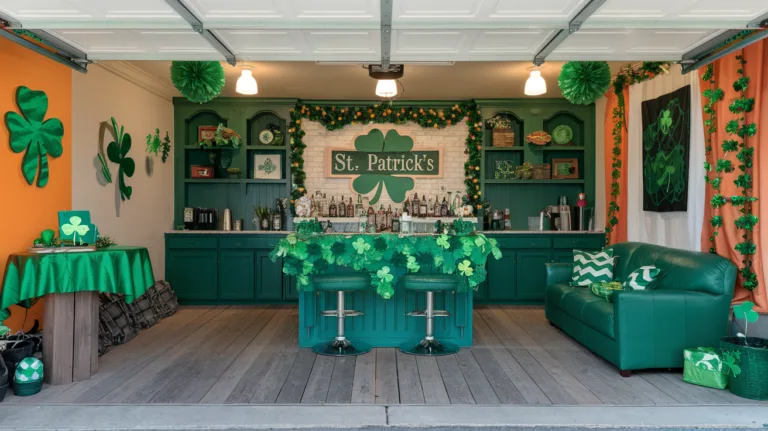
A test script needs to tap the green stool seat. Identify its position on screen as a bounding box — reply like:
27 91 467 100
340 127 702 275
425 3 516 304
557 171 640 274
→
311 273 371 357
400 274 460 356
313 273 370 291
402 274 460 292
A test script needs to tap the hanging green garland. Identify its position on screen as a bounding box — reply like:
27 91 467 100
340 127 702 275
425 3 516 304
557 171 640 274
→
288 101 484 214
170 61 225 104
604 62 669 244
702 64 724 253
558 61 612 105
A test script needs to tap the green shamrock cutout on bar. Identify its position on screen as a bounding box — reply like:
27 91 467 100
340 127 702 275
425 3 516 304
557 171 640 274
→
352 129 415 204
5 86 64 187
108 117 135 201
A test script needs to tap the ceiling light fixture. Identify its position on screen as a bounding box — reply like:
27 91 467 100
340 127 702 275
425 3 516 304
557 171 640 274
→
375 79 398 98
236 69 258 95
524 69 547 96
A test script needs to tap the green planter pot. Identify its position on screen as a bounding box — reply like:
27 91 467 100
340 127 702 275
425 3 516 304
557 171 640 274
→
720 336 768 400
12 380 42 397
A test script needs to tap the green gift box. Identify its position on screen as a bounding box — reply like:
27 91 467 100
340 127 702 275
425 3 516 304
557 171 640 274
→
683 347 727 390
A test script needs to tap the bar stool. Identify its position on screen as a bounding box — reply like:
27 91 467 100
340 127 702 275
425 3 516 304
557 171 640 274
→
399 274 460 356
311 273 372 356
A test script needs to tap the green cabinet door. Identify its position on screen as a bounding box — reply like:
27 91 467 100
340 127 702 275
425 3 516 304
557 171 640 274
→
283 275 298 301
218 251 255 301
486 249 517 302
167 250 218 301
516 251 552 301
255 250 283 301
553 251 574 263
473 281 488 302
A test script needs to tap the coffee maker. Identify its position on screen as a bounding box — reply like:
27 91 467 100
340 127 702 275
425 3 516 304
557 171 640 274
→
539 196 571 231
183 207 218 230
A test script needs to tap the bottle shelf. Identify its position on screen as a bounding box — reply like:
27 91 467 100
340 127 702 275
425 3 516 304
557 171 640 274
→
539 146 585 151
485 179 585 184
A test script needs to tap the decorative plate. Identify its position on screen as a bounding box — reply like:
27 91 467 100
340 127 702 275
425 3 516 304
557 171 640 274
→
259 129 274 145
526 131 552 146
552 125 573 145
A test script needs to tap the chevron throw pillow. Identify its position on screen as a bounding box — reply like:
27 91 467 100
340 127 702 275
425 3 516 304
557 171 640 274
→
624 266 662 290
571 249 615 286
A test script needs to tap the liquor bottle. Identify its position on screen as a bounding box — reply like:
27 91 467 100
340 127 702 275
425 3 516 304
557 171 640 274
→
441 196 449 217
392 210 400 233
272 199 283 231
433 194 441 218
338 195 346 217
367 205 376 230
403 194 412 216
412 193 420 218
386 205 393 229
378 205 385 231
346 197 353 218
356 194 364 218
504 208 511 231
427 195 434 217
419 195 428 218
321 193 329 217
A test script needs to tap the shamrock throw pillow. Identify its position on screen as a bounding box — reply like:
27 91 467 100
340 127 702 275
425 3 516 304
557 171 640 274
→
590 281 624 302
623 265 663 290
572 249 615 286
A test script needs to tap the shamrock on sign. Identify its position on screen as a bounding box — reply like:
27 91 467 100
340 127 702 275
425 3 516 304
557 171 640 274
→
107 118 135 201
352 129 415 204
5 86 64 187
259 157 276 175
61 216 90 245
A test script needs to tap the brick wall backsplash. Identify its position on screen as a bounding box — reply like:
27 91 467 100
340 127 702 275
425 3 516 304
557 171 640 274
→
302 120 469 209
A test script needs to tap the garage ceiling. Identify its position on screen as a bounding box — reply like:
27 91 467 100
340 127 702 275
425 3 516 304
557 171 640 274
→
1 0 766 63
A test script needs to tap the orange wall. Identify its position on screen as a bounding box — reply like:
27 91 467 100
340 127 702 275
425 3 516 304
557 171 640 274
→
0 36 72 331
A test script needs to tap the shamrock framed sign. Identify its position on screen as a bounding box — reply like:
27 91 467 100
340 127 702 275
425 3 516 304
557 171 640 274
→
253 153 282 180
326 129 442 204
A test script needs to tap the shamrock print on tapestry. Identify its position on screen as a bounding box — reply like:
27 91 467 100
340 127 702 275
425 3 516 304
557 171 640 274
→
5 86 65 187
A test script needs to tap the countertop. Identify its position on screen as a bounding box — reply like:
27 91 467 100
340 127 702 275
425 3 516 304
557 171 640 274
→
166 230 604 235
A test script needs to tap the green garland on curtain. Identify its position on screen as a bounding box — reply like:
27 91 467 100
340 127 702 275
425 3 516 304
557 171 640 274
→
604 62 669 244
702 64 725 253
708 55 759 291
288 101 484 214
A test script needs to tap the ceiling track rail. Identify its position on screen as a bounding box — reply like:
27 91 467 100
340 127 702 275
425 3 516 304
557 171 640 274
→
747 11 768 29
533 0 607 66
380 0 393 68
0 13 89 74
681 29 768 74
164 0 236 66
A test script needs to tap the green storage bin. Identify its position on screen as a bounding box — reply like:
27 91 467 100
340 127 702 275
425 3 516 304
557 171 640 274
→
720 336 768 400
683 347 727 390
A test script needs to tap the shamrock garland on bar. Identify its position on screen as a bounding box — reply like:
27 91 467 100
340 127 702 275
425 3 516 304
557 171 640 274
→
702 64 724 254
707 55 758 291
604 62 668 244
288 101 484 214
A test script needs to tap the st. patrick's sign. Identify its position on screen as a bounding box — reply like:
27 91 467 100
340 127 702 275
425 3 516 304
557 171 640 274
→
326 129 442 204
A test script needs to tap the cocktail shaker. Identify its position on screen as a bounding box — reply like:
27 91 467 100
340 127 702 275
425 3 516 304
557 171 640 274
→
222 208 232 231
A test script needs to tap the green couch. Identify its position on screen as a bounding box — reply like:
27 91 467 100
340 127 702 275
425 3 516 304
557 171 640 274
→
544 242 736 376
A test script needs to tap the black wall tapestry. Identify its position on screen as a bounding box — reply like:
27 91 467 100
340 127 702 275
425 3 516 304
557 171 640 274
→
642 85 690 212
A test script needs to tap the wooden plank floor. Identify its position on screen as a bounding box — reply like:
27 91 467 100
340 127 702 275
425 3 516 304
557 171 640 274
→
6 305 764 405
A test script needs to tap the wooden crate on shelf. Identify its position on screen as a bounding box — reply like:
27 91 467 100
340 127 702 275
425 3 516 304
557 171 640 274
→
492 128 515 147
532 164 551 180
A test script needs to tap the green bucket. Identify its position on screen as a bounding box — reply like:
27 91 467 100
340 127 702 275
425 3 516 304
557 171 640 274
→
720 336 768 400
12 380 42 397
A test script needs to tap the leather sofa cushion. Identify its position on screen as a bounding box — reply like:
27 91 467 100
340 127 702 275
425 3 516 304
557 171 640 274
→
313 273 370 291
581 301 615 339
546 283 615 339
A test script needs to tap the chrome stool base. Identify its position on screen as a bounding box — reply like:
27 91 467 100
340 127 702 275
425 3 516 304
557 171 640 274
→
399 338 460 356
312 339 372 356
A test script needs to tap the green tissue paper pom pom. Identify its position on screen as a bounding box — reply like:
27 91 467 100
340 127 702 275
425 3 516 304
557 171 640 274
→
171 61 225 104
558 61 612 105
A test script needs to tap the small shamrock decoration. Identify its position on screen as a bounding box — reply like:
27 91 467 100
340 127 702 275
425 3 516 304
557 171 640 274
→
61 216 90 245
5 86 64 187
436 235 450 249
377 266 393 283
733 301 759 344
458 260 473 277
107 117 135 201
722 351 742 378
406 255 420 272
660 109 672 134
352 238 370 255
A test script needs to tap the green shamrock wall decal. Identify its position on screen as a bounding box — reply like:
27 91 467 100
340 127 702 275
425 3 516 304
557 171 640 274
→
352 129 415 204
108 117 135 201
61 215 90 245
5 86 64 187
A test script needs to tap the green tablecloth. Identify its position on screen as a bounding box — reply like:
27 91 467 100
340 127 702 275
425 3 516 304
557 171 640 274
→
0 246 154 321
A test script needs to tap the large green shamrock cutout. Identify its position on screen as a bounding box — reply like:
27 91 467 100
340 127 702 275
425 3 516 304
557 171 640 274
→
660 109 672 135
352 129 415 204
61 215 90 245
5 86 64 187
108 117 135 201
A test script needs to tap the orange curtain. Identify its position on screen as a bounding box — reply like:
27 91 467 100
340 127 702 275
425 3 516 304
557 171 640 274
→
700 40 768 312
604 88 629 244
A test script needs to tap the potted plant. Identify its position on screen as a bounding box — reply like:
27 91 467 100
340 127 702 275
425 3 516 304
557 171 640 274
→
198 124 241 149
253 206 271 231
721 301 768 400
226 167 241 179
486 115 514 147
